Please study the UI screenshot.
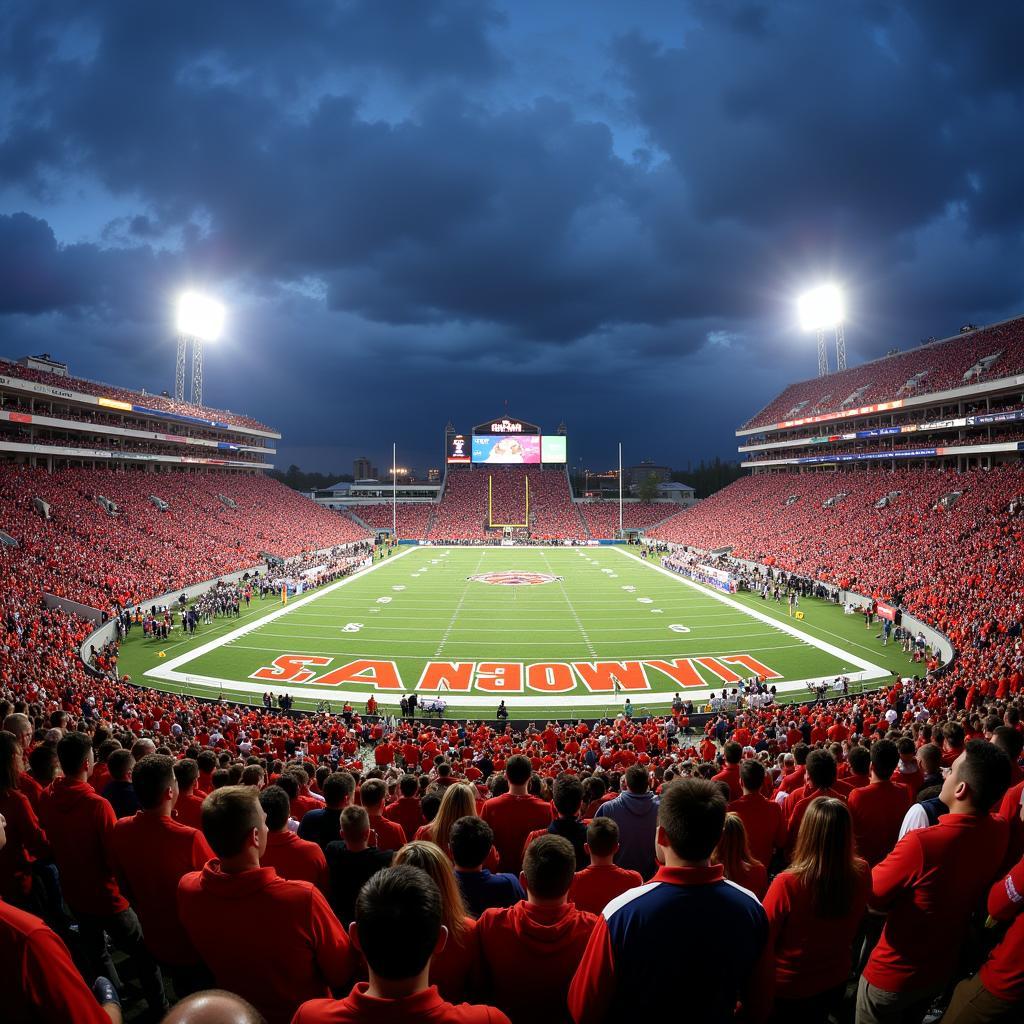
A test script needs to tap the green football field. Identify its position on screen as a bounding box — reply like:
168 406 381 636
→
123 546 915 719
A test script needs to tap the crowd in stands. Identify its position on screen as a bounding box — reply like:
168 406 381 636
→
350 502 433 539
0 428 269 463
743 317 1024 429
428 468 586 541
0 357 274 432
578 501 673 538
0 467 369 611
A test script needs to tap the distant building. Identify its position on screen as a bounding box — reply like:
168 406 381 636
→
353 456 372 479
427 467 441 482
655 481 696 506
623 461 672 494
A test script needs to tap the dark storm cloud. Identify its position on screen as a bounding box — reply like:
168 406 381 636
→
1 0 1024 470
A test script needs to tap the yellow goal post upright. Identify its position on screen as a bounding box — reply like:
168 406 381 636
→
488 474 530 528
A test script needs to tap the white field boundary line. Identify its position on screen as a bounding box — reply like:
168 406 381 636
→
144 546 419 683
145 544 889 708
613 547 890 681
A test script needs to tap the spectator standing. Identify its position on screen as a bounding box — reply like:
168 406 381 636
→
858 741 1011 1024
481 758 553 874
259 785 329 892
476 834 598 1024
713 813 767 898
568 818 642 916
108 755 214 995
569 779 770 1024
361 778 407 851
297 771 354 850
452 816 526 918
848 740 911 867
595 764 660 879
292 865 510 1024
764 798 869 1024
0 730 49 906
385 774 427 842
325 805 394 926
39 732 167 1016
177 785 352 1024
728 759 786 871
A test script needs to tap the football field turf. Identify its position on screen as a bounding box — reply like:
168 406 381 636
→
125 546 910 719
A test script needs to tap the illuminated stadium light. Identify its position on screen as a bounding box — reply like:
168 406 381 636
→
175 291 225 406
798 284 847 376
176 291 225 342
797 284 844 331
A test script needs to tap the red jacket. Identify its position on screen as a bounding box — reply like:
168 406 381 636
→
997 779 1024 868
177 862 352 1024
481 794 553 873
174 790 205 830
292 984 510 1024
475 901 598 1024
865 812 1009 993
728 792 787 869
261 829 329 893
848 780 911 867
108 811 213 965
0 788 48 903
38 777 128 915
0 900 110 1024
980 854 1024 1002
764 865 869 997
568 864 643 916
385 796 427 842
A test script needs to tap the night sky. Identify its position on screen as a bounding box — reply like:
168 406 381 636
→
2 2 1023 476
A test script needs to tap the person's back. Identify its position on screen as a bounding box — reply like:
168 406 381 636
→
292 865 510 1024
177 785 352 1024
570 779 769 1024
108 755 214 968
477 835 598 1024
568 818 642 916
324 804 393 925
860 741 1011 1022
260 785 329 892
481 756 553 873
594 765 659 879
728 760 786 869
385 775 427 841
848 740 910 867
362 778 408 851
452 816 525 917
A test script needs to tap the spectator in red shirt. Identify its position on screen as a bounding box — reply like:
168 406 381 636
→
39 731 168 1016
108 755 214 993
728 759 787 871
712 813 767 898
0 729 49 906
940 722 966 768
764 797 869 1023
292 865 511 1024
568 817 642 915
385 773 428 842
177 785 352 1024
712 741 743 801
173 759 205 830
258 785 329 892
784 750 846 855
835 745 872 797
848 740 911 868
858 740 1012 1024
941 843 1024 1023
1 712 42 810
476 834 598 1024
481 757 553 874
361 778 408 851
394 840 478 1003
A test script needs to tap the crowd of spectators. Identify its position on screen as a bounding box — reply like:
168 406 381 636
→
744 317 1024 429
0 357 274 432
428 468 587 541
350 502 434 539
578 501 674 537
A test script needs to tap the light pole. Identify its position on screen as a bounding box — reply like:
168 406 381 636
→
176 291 226 405
798 284 846 377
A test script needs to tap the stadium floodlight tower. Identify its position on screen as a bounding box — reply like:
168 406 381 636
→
175 291 226 405
798 284 846 376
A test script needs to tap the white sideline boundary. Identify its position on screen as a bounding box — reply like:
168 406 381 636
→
143 545 891 708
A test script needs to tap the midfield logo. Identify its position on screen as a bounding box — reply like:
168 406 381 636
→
467 571 562 586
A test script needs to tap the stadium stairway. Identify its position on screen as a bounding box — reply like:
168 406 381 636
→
339 506 374 534
572 500 592 539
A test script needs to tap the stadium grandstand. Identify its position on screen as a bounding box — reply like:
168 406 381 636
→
2 318 1024 1024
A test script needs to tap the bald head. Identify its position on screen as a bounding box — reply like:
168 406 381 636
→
161 991 266 1024
2 715 31 750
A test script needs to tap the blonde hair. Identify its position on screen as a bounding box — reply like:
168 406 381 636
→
711 812 761 883
428 783 479 853
393 840 469 943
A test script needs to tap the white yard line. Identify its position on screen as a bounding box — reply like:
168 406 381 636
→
434 549 488 657
540 549 598 658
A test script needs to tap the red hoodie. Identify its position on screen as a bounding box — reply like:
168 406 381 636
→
177 862 352 1024
474 900 598 1024
38 777 127 916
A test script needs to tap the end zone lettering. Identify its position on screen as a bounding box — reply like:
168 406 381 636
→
249 654 780 691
